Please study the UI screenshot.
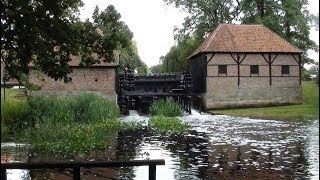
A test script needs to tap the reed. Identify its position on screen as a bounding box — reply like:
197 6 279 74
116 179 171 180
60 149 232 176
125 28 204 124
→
149 98 182 117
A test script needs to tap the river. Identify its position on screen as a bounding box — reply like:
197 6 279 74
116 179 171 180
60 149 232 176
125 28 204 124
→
1 110 319 179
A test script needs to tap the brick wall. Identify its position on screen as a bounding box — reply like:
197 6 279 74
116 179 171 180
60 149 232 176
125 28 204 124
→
29 67 117 100
203 53 302 109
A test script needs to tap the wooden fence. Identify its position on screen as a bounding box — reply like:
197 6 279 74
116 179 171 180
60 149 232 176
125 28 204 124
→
1 159 165 180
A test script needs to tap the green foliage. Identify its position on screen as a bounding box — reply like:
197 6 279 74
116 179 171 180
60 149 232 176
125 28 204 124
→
149 116 191 133
302 68 312 81
161 36 202 72
118 41 148 74
310 13 319 31
1 100 31 138
150 64 163 73
1 1 132 83
28 95 74 125
69 93 120 123
149 98 182 117
1 88 26 101
164 0 237 40
2 93 122 156
27 93 120 124
22 119 122 156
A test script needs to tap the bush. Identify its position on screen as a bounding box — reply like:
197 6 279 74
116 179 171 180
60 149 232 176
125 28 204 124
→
149 116 190 133
149 98 182 117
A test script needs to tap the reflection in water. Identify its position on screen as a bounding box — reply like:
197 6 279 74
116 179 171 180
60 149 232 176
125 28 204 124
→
115 111 319 179
1 110 319 179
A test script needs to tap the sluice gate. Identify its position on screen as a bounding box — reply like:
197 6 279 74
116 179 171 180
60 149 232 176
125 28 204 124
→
117 69 193 115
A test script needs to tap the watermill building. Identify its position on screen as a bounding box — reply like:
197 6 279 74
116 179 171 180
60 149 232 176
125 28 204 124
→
28 53 119 100
189 24 303 110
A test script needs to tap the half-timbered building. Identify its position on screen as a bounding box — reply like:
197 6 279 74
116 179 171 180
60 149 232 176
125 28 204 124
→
189 24 303 110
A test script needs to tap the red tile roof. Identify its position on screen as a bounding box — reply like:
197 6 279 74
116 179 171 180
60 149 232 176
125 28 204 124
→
190 24 303 58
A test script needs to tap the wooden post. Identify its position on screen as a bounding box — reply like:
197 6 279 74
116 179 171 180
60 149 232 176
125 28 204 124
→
268 54 272 85
188 96 191 114
149 165 156 180
237 54 240 86
1 168 7 180
298 54 302 85
3 80 5 101
73 166 81 180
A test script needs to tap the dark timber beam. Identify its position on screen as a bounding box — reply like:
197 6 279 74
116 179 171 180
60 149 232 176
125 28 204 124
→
261 53 278 85
298 54 302 85
291 54 302 85
207 53 216 64
230 53 247 86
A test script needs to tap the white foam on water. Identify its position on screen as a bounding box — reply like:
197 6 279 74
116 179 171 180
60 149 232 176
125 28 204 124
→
119 110 150 125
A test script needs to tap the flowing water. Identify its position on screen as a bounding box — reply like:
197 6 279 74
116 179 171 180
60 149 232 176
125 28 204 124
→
1 110 319 179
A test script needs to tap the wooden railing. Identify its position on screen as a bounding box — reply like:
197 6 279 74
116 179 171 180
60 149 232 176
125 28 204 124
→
1 159 165 180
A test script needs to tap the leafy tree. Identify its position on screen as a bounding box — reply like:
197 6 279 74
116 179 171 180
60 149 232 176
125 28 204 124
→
308 62 319 85
161 36 201 72
1 1 131 85
150 64 163 73
92 6 147 74
164 0 240 40
310 13 319 31
118 41 148 74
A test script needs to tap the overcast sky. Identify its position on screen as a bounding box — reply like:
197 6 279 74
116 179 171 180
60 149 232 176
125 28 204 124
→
79 0 319 68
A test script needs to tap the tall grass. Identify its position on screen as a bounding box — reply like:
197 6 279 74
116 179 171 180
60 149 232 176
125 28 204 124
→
27 93 120 125
149 99 190 133
3 93 122 156
149 98 182 117
28 95 74 125
69 93 120 123
1 100 31 139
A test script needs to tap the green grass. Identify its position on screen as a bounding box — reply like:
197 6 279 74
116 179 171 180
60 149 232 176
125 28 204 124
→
22 119 122 156
149 98 182 117
1 99 31 140
1 93 125 156
149 116 191 133
210 81 319 121
1 88 26 101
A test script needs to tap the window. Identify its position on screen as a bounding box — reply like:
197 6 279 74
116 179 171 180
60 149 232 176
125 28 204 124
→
282 65 289 75
250 65 259 76
218 65 227 76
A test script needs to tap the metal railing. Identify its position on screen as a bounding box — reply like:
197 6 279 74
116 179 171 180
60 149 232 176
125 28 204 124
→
1 159 165 180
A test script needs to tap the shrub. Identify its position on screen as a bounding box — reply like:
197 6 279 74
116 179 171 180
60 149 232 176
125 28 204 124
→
149 98 182 117
149 116 190 133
